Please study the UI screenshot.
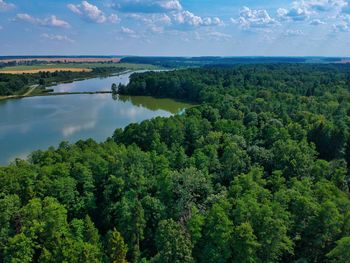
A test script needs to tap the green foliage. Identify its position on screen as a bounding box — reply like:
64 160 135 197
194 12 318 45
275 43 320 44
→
1 64 350 262
155 219 193 263
0 67 125 96
327 236 350 263
107 229 128 263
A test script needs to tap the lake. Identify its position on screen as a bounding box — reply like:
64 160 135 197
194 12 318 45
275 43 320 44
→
50 71 140 93
0 72 192 165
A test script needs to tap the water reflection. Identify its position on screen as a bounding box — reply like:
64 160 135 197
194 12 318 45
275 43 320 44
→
116 95 192 114
0 70 192 165
51 71 145 93
0 93 192 165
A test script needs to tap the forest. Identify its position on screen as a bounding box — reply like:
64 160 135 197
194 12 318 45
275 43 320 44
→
119 57 343 68
0 67 125 96
1 64 350 262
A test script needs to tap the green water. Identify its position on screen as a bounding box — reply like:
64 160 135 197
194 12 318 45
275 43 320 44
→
0 75 192 165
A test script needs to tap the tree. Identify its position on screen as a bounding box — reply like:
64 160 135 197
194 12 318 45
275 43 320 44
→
112 83 118 94
198 200 233 263
155 219 194 263
107 229 128 263
327 236 350 263
231 222 260 263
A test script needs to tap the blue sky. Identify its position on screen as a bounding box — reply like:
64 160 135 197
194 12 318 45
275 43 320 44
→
0 0 349 56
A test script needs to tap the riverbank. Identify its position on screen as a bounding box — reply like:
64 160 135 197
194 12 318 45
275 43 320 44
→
0 70 132 101
0 85 41 101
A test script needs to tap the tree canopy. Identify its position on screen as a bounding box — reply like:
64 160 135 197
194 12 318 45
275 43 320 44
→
1 64 350 262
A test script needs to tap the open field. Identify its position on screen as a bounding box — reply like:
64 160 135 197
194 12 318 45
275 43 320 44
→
0 68 92 74
0 57 120 63
0 62 161 74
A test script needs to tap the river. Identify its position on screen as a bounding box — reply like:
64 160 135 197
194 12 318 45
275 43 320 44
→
0 71 192 165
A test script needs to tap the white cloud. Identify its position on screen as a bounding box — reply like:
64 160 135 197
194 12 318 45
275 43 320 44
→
81 1 106 23
119 26 141 38
67 3 82 15
333 22 350 31
121 26 135 34
16 13 70 28
173 11 223 27
41 33 75 43
0 0 15 11
283 29 305 36
277 7 311 21
108 14 120 24
232 6 277 29
121 1 221 30
202 17 224 26
68 1 118 24
16 13 37 24
305 0 347 12
127 12 171 25
173 11 202 26
310 18 326 25
207 31 232 40
125 13 171 34
0 25 3 30
150 25 164 33
49 15 71 28
277 0 347 23
113 0 182 13
159 0 182 11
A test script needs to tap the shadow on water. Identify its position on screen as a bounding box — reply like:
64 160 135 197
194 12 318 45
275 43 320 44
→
115 94 194 114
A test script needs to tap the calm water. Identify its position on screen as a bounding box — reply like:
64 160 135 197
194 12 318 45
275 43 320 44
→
0 73 191 165
50 70 146 92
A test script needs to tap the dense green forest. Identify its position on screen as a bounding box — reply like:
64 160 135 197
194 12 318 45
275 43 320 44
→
0 67 125 96
2 64 350 262
119 57 344 68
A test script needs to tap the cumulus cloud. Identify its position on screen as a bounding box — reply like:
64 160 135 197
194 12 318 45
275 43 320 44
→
15 13 70 28
277 0 347 22
113 0 182 13
305 0 347 12
68 1 119 24
173 11 223 27
0 0 15 11
120 0 222 30
126 7 222 31
41 33 75 43
277 7 310 21
232 6 277 29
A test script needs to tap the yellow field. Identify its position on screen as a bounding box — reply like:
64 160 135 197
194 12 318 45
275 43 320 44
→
0 68 92 74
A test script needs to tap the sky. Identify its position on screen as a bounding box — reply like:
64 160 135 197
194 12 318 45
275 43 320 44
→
0 0 350 56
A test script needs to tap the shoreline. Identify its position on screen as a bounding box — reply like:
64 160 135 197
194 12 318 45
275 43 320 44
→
0 70 133 101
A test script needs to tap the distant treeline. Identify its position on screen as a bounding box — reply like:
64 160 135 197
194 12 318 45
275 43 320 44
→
0 67 125 96
0 56 119 60
119 63 350 101
120 56 346 68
